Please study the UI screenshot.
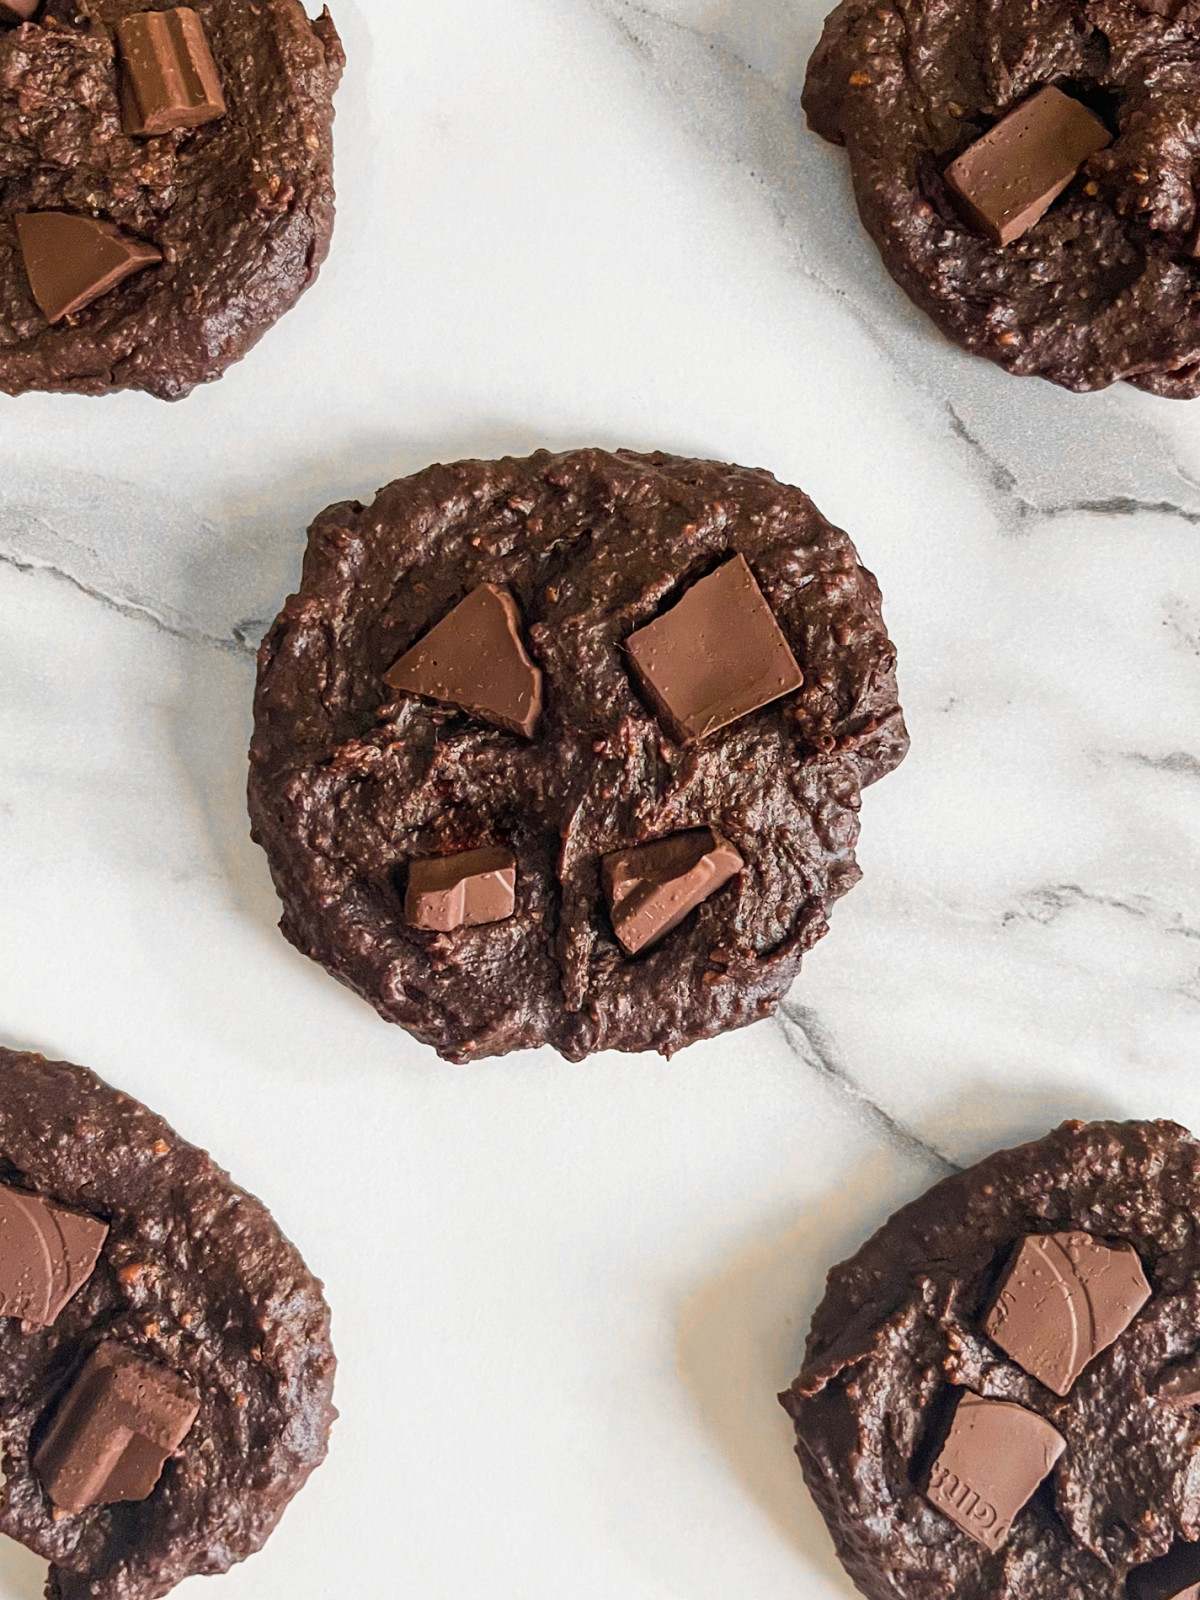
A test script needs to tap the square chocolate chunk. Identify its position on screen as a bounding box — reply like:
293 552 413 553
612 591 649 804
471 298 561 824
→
625 554 803 744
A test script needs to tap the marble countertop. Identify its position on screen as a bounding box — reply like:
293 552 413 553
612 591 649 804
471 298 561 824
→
2 0 1199 1595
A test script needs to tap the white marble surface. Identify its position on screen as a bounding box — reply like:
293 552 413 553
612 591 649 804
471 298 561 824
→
1 0 1199 1595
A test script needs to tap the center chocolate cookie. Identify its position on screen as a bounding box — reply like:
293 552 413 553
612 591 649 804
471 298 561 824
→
0 0 342 398
804 0 1200 395
0 1048 335 1600
247 448 908 1062
781 1120 1200 1600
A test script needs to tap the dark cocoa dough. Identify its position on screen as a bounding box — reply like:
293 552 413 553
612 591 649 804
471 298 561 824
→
781 1119 1200 1600
0 0 342 398
247 448 908 1062
0 1048 336 1600
803 0 1200 394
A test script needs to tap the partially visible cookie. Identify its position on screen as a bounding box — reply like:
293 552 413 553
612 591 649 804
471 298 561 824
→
804 0 1200 394
0 1048 336 1600
780 1120 1200 1600
248 448 908 1062
0 0 342 398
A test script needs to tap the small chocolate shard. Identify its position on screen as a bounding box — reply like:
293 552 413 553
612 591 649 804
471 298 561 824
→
15 212 161 324
625 554 803 744
117 8 225 136
924 1391 1065 1552
944 85 1112 246
0 0 39 23
0 1185 107 1327
1128 1543 1200 1600
384 584 543 739
1154 1356 1200 1406
405 846 516 932
601 827 743 955
35 1343 199 1511
985 1230 1151 1396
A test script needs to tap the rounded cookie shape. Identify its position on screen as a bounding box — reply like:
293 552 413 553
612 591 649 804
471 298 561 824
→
781 1119 1200 1600
0 1048 336 1600
248 448 908 1062
0 0 343 398
804 0 1200 394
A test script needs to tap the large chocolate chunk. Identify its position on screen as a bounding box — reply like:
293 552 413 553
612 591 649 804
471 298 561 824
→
985 1230 1151 1396
0 1186 106 1327
601 827 743 955
925 1391 1065 1552
117 8 225 137
384 584 543 739
625 554 803 744
405 846 516 931
0 0 38 23
944 86 1111 246
15 212 161 324
34 1343 199 1511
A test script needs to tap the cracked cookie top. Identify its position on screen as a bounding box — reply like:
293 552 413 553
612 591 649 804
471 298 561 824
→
0 0 342 398
804 0 1200 394
782 1119 1200 1600
247 448 908 1062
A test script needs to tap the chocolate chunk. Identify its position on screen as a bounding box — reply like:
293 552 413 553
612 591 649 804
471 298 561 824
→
925 1392 1065 1552
0 1186 106 1327
15 212 161 324
405 846 516 931
1154 1357 1200 1405
0 0 38 23
1128 1544 1200 1600
625 554 803 744
117 8 225 136
601 827 743 955
384 583 543 739
985 1230 1151 1396
34 1343 199 1511
944 86 1112 247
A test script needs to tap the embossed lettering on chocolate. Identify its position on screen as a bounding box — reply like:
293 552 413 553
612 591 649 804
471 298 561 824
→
0 0 342 398
248 449 908 1062
780 1120 1200 1600
0 1048 336 1600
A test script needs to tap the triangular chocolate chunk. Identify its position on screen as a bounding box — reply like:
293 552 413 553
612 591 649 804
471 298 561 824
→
16 212 162 324
383 583 543 738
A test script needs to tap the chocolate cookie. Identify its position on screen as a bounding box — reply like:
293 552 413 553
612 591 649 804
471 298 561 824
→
0 1048 336 1599
0 0 342 398
780 1119 1200 1600
247 448 908 1062
803 0 1200 395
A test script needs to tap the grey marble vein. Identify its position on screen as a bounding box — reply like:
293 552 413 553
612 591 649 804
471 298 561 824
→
588 0 1200 520
0 547 255 657
1003 883 1200 945
776 999 959 1174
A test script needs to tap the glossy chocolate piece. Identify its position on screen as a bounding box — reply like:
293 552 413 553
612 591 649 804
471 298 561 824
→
925 1392 1065 1552
384 583 543 739
117 8 225 136
625 554 803 744
944 85 1111 246
1128 1544 1200 1600
0 1186 106 1327
601 827 743 955
0 0 38 23
35 1343 199 1511
405 847 516 931
15 212 161 324
1155 1356 1200 1406
985 1230 1150 1395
